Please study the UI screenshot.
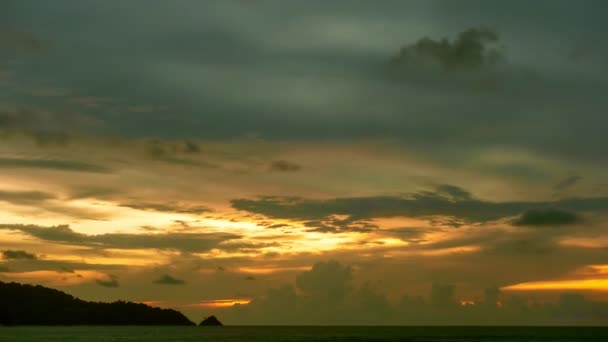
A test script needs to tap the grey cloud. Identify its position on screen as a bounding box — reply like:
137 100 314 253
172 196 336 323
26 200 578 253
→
2 2 607 162
512 208 582 227
153 274 186 285
0 258 122 273
0 157 112 173
143 139 218 168
2 250 37 260
386 227 442 243
390 28 501 71
0 107 95 134
0 189 55 205
119 202 212 215
231 185 608 231
145 139 202 158
96 274 119 288
435 184 473 201
223 259 608 325
296 260 353 302
554 175 582 191
0 31 45 52
429 283 456 307
269 160 302 172
0 224 240 253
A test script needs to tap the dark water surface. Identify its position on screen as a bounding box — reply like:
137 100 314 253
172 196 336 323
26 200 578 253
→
0 326 607 341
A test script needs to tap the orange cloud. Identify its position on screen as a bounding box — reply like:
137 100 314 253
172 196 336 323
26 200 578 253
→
188 298 251 308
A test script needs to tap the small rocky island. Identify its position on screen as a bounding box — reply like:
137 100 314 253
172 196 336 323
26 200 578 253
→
0 281 194 326
199 315 223 326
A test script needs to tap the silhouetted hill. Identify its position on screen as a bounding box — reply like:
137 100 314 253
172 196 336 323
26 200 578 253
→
199 315 223 326
0 281 194 326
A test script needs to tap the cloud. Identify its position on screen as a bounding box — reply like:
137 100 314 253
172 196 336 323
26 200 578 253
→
231 185 608 231
2 250 37 260
512 208 582 226
295 260 353 301
386 227 442 243
0 224 240 253
145 139 202 157
96 274 119 288
554 175 582 191
0 157 112 174
0 31 45 52
390 28 501 71
0 107 95 134
153 274 186 285
119 202 212 215
0 190 56 205
429 283 456 307
269 160 302 172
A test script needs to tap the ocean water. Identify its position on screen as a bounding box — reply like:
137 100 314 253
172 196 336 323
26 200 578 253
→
0 326 607 342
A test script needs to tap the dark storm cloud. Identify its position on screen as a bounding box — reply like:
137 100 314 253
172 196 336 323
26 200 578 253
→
0 224 240 253
2 250 37 260
119 202 212 215
153 274 186 285
512 208 582 226
2 1 606 162
232 185 608 229
96 274 119 288
0 157 112 173
269 160 301 172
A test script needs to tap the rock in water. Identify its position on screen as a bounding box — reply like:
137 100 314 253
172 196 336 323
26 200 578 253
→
199 315 223 326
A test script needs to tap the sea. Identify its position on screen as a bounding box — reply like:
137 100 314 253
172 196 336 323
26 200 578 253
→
0 326 607 342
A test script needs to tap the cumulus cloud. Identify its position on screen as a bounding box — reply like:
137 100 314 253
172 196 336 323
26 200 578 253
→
390 28 502 71
96 274 119 288
2 250 37 260
223 260 608 325
268 160 302 172
512 208 582 226
295 260 353 301
0 224 240 253
153 274 186 285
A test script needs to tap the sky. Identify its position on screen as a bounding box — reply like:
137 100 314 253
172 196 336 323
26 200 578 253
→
1 0 608 325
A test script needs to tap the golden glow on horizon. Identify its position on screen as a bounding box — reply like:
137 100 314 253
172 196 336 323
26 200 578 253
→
188 298 251 308
503 279 608 291
237 266 310 275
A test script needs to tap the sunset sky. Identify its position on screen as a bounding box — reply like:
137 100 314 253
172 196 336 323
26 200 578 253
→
1 0 607 324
